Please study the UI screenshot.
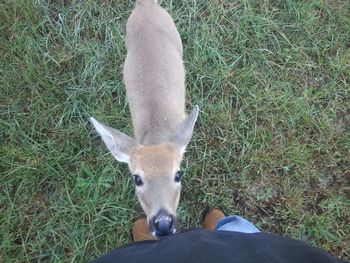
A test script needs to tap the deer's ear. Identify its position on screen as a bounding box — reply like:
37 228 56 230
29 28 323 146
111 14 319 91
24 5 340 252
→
90 117 137 164
169 105 199 153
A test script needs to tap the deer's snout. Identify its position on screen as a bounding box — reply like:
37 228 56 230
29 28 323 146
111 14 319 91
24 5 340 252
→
150 209 175 236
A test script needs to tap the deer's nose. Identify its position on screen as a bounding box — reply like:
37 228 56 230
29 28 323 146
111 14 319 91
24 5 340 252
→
152 210 175 236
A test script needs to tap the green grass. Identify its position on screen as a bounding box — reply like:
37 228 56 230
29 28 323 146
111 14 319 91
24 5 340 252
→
1 0 349 261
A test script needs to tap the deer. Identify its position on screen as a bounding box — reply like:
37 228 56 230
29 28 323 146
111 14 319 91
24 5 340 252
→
90 0 198 237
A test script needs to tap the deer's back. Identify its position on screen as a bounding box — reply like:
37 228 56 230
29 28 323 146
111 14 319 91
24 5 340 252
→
124 2 185 145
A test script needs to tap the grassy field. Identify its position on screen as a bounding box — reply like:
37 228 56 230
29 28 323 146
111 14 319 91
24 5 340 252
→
1 0 349 262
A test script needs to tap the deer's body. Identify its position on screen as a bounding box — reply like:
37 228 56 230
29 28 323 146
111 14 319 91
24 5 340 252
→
124 0 185 145
90 0 198 237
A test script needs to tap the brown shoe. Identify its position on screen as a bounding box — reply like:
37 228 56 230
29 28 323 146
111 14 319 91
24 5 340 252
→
203 208 225 230
132 217 157 242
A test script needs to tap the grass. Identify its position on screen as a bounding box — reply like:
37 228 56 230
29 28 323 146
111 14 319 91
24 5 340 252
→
1 0 349 261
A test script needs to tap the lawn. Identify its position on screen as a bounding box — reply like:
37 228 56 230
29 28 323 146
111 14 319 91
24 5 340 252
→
1 0 349 262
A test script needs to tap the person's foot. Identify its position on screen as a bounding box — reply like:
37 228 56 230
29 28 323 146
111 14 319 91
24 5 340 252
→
132 217 157 242
203 208 225 230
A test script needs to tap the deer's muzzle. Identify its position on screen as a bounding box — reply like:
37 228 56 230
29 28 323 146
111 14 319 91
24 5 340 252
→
150 209 176 237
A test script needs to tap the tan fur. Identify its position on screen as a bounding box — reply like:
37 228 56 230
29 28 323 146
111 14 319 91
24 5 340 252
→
90 0 198 230
123 0 187 220
124 0 185 146
130 145 182 176
130 145 182 218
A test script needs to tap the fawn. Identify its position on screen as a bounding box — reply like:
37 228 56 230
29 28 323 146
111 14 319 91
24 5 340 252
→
90 0 198 236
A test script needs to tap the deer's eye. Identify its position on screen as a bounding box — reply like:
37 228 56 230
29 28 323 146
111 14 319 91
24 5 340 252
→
174 171 183 182
133 175 143 186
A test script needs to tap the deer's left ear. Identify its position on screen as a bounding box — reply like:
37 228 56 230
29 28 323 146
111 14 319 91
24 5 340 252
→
169 105 199 153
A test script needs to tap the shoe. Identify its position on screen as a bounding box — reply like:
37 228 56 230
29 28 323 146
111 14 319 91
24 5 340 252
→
203 208 225 230
132 217 157 242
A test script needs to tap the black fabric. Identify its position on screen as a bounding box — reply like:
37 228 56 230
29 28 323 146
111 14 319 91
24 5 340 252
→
93 229 347 263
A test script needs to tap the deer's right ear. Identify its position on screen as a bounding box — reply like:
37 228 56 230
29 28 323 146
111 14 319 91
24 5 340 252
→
169 105 199 154
90 117 137 164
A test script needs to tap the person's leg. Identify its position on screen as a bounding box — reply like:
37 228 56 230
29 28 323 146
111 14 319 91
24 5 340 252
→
215 215 260 233
204 209 260 233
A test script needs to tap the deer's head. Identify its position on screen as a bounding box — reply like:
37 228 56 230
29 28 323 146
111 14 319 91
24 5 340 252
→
90 106 198 236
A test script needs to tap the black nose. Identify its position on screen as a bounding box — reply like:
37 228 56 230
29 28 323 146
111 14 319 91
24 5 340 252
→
151 210 175 236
